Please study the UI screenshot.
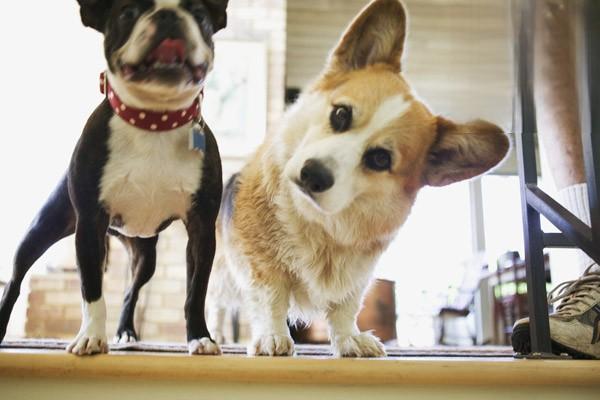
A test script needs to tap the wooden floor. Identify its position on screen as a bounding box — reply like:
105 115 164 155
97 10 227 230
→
1 340 599 387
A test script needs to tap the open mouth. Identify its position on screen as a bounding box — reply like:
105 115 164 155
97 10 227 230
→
120 38 208 84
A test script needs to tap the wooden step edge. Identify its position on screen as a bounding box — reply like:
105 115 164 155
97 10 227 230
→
1 349 599 386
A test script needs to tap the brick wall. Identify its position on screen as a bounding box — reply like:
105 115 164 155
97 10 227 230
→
27 227 187 342
24 0 286 343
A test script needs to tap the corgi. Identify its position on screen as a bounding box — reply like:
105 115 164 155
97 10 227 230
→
207 0 509 357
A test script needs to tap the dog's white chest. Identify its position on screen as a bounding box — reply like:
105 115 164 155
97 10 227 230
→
285 241 377 313
100 117 204 238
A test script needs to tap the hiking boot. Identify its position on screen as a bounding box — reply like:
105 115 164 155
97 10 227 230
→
511 265 600 359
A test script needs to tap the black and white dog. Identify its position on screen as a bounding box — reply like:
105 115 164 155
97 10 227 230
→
0 0 228 356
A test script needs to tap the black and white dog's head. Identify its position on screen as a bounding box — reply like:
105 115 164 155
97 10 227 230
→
77 0 228 110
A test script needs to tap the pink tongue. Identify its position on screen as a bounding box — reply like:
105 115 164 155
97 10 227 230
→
148 39 185 64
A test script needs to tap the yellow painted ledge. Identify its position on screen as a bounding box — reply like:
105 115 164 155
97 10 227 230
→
0 349 599 386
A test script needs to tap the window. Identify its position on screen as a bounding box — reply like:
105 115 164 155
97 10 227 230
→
376 182 473 346
0 4 105 282
481 175 524 270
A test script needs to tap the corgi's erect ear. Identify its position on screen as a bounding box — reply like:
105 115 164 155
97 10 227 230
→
424 118 510 187
327 0 407 73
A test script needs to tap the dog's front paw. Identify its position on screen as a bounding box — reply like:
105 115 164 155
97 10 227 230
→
188 338 222 355
113 328 138 344
67 333 109 356
248 334 295 356
333 332 386 358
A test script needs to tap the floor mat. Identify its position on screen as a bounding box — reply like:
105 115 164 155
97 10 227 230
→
1 339 514 358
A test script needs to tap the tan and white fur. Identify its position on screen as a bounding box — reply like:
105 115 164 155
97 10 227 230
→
208 0 509 357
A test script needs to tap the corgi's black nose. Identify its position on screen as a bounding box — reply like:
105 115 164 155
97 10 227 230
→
300 159 334 193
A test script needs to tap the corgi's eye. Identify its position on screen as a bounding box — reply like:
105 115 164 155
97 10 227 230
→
330 105 353 133
364 148 392 171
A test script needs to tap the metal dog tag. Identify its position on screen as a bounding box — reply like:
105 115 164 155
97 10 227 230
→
189 121 206 152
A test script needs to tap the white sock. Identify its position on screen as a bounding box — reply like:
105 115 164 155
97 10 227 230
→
558 183 598 274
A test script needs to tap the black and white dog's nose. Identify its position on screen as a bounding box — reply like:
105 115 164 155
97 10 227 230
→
154 9 179 24
299 159 334 193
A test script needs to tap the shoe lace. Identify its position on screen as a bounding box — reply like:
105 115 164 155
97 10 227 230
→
547 264 600 317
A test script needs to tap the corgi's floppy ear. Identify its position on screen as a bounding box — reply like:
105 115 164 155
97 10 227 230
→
77 0 113 32
424 118 510 187
327 0 407 73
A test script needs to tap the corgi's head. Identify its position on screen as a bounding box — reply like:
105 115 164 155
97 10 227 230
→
277 0 509 234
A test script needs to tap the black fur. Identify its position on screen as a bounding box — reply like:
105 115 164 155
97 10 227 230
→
0 0 227 347
114 234 159 341
78 0 228 35
77 0 114 32
184 127 222 341
183 0 229 32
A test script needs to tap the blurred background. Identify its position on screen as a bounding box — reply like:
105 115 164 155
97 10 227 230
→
0 0 578 348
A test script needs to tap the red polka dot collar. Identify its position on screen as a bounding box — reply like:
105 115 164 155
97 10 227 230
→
99 72 202 132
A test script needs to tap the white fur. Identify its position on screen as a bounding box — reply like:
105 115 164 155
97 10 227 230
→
67 297 108 356
245 284 294 356
206 306 226 344
327 292 386 357
206 253 244 343
175 7 214 68
283 94 411 215
107 71 202 113
332 332 387 357
188 337 222 355
99 117 203 238
249 334 295 356
215 221 385 356
213 189 385 350
154 0 180 6
115 331 137 344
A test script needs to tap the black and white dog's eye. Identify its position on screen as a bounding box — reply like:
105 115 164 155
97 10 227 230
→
189 4 206 20
119 5 139 21
364 148 393 172
330 105 353 133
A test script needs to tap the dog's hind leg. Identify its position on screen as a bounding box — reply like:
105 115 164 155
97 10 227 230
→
0 175 75 342
206 306 227 344
206 252 229 344
114 235 158 343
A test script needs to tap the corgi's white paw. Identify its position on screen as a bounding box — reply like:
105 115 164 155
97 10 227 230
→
67 333 109 356
248 334 295 356
188 337 222 355
333 332 386 358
